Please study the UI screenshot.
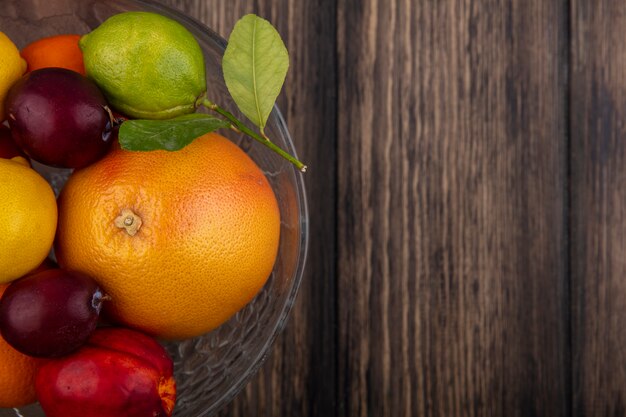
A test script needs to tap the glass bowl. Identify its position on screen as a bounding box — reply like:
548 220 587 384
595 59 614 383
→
0 1 308 416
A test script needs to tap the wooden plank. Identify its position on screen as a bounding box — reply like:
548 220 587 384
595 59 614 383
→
336 1 569 416
571 2 626 415
156 0 338 416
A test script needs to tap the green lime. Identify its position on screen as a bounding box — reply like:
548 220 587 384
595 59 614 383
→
79 11 206 119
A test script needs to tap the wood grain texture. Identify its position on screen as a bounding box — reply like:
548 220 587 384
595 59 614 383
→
155 0 338 416
337 1 569 416
571 2 626 416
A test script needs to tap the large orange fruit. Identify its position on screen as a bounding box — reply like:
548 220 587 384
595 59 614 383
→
0 284 41 407
55 133 281 340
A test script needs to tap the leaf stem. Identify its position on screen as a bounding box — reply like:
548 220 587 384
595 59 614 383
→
202 99 307 172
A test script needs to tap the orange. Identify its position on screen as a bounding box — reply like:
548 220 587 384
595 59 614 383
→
0 284 42 407
21 34 85 75
55 133 281 340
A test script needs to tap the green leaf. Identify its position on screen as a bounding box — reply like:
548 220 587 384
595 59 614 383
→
222 14 289 133
119 114 230 151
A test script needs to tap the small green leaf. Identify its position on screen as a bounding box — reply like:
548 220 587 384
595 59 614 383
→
222 14 289 133
119 114 230 151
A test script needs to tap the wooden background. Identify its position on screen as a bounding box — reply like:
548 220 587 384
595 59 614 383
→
157 1 626 416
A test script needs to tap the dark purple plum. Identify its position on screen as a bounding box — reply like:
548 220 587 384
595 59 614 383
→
5 68 114 168
0 125 27 160
0 269 105 358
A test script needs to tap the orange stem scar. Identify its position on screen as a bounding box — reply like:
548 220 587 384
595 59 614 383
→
114 208 142 236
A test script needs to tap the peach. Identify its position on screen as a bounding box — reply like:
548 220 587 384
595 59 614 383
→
35 327 176 417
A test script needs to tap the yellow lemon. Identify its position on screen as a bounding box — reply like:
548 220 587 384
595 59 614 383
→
0 158 57 283
0 32 26 119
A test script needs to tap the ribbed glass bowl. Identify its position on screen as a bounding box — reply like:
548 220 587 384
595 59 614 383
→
0 1 308 416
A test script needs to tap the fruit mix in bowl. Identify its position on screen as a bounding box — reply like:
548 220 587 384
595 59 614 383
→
0 1 308 416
